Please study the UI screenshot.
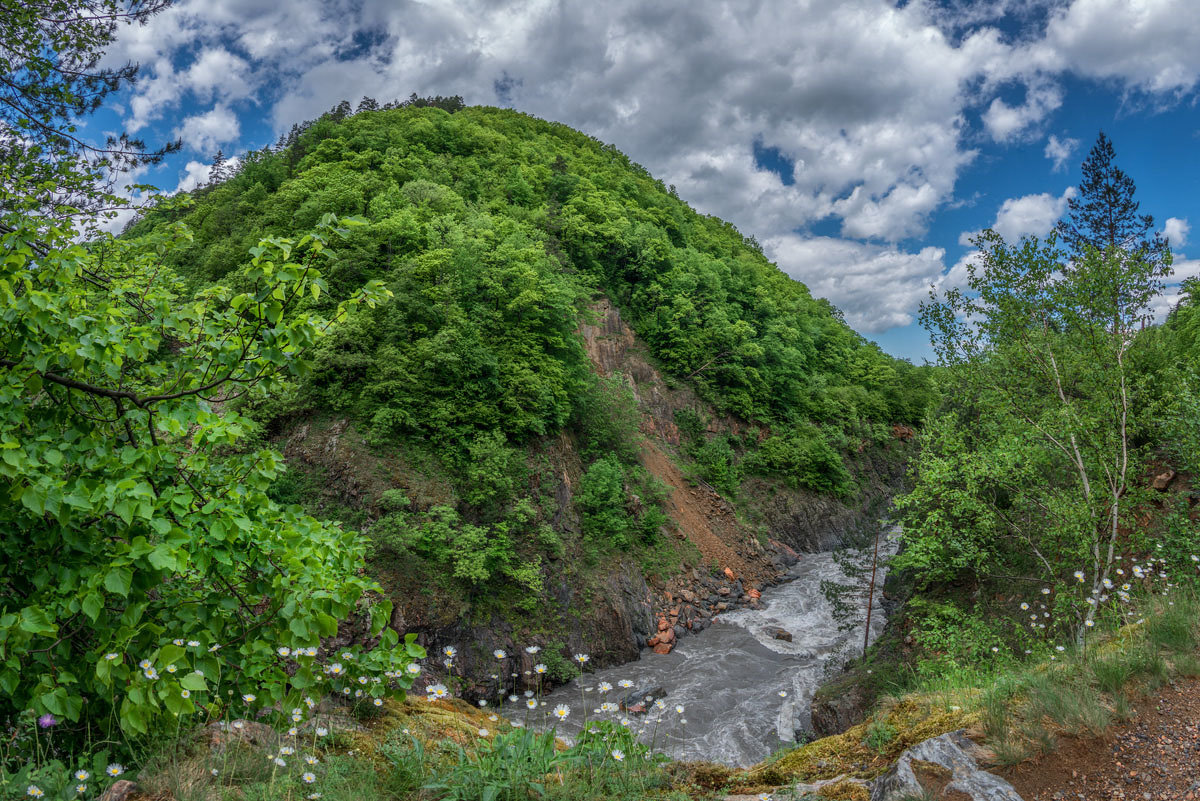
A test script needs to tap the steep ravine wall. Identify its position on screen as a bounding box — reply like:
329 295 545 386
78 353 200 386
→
278 295 912 696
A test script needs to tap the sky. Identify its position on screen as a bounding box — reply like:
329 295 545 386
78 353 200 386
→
86 0 1200 362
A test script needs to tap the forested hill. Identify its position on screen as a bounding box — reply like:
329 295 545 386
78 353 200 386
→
121 103 930 678
129 102 930 461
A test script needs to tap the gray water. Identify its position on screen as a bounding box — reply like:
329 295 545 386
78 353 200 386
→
530 532 895 767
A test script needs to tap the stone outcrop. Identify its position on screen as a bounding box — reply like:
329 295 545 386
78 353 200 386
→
870 730 1024 801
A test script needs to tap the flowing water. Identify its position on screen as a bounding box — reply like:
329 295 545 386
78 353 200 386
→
530 529 897 767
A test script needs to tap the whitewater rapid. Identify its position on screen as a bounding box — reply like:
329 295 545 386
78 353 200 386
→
531 528 897 766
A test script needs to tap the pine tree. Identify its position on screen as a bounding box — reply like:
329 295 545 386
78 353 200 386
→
1056 131 1164 257
356 96 379 113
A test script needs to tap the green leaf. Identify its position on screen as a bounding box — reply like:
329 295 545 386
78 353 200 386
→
180 672 207 691
103 566 133 597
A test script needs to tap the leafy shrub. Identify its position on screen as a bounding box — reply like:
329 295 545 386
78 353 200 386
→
746 427 850 494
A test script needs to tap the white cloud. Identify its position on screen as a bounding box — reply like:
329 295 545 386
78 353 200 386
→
172 156 242 194
764 235 949 332
1163 217 1190 247
1038 0 1200 95
959 187 1074 246
175 106 240 154
981 80 1063 142
97 0 1200 344
1044 134 1079 172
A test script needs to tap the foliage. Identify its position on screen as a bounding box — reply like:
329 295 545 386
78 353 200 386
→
1055 132 1163 258
747 427 850 495
899 229 1174 641
128 102 928 459
0 0 179 215
0 206 417 740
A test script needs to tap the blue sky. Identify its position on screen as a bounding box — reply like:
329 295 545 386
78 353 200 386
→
87 0 1200 361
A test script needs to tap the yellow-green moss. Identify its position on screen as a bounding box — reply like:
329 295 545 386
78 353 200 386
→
818 778 870 801
745 697 977 785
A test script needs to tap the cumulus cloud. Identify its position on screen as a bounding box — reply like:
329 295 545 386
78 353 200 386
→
172 156 242 194
1163 217 1190 247
1044 134 1079 171
958 187 1073 246
99 0 1200 341
764 235 949 332
175 106 240 154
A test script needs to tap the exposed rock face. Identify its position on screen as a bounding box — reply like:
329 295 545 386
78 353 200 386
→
870 731 1024 801
98 781 141 801
1152 468 1176 490
767 626 793 642
810 679 870 737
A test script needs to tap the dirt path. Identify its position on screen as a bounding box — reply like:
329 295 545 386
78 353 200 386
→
1002 677 1200 801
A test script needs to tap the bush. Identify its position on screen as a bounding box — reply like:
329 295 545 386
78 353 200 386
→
746 427 850 494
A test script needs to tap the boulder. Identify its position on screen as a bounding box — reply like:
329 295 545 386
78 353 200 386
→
620 685 666 712
767 627 793 642
98 781 142 801
811 681 869 736
869 730 1024 801
1152 469 1177 491
652 642 673 655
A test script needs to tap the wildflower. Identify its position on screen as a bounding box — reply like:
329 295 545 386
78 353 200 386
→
373 698 383 707
778 690 787 697
991 647 999 653
552 704 571 720
106 765 124 778
143 668 158 680
612 749 625 761
443 646 457 658
280 746 294 756
316 727 329 737
188 640 201 647
574 653 589 665
675 705 685 714
618 679 633 688
598 681 612 692
301 773 316 784
654 699 666 711
288 727 299 736
74 771 89 782
243 694 256 703
493 649 506 659
166 664 177 673
232 720 245 729
75 785 87 794
428 684 448 700
342 652 354 659
181 690 191 699
1055 645 1065 652
27 786 44 798
508 694 519 703
489 714 497 721
527 699 538 709
105 653 118 660
208 644 220 652
357 676 368 685
211 769 219 777
1020 602 1029 610
273 757 287 767
406 663 420 676
37 713 56 728
304 756 318 766
1041 587 1051 595
620 717 631 727
526 645 541 654
308 795 321 800
1073 571 1085 582
759 795 772 801
327 663 343 676
1102 578 1113 589
305 696 316 709
278 647 291 657
139 659 152 669
534 663 547 674
478 728 489 737
1085 619 1095 627
292 712 303 722
443 659 453 669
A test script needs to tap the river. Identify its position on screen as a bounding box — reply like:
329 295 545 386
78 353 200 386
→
529 529 896 767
